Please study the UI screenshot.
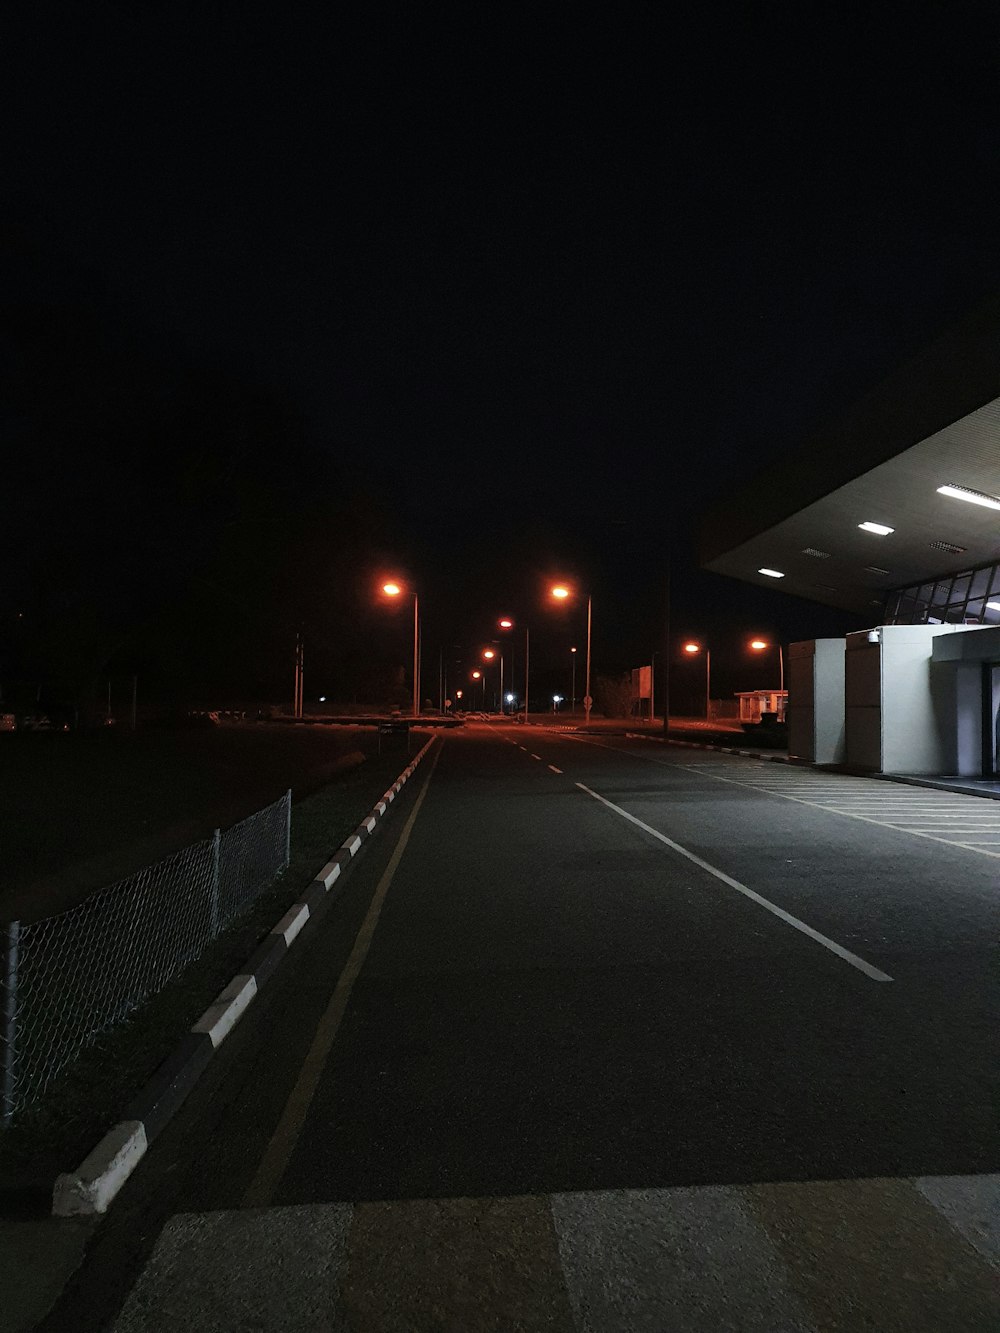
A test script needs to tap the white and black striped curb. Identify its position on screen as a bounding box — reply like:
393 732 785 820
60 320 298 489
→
52 736 437 1218
624 733 1000 800
624 733 797 764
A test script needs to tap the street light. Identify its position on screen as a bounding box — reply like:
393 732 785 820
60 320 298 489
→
683 641 711 720
750 638 784 691
570 646 577 715
470 668 486 707
483 647 502 712
498 616 528 722
381 580 420 718
551 585 592 727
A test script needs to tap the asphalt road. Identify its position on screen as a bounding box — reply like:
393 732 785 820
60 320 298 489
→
34 725 1000 1330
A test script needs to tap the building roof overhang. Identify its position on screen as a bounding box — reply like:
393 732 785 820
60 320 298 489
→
701 298 1000 615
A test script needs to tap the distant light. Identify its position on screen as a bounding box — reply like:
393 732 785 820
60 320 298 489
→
456 690 463 698
553 695 563 703
471 670 481 679
382 581 401 595
319 695 326 702
858 522 894 536
551 585 570 599
937 483 1000 512
570 646 577 653
750 639 768 650
483 649 496 659
505 693 515 703
683 642 700 654
499 618 514 628
757 567 785 578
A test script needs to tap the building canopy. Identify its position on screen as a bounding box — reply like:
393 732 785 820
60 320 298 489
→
701 298 1000 621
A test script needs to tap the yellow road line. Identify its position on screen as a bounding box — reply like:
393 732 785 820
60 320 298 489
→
243 742 442 1208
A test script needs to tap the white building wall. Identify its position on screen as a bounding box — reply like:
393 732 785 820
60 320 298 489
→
845 625 968 774
788 638 845 763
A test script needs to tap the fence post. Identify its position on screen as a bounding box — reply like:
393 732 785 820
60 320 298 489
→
209 830 221 938
284 789 292 870
2 921 20 1127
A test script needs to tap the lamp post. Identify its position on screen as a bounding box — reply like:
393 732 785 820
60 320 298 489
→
483 648 501 713
750 638 784 691
570 646 577 715
498 617 528 723
684 641 711 719
471 668 485 708
551 585 592 727
381 581 419 718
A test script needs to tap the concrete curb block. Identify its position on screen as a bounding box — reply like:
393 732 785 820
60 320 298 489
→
51 734 438 1217
53 1121 148 1218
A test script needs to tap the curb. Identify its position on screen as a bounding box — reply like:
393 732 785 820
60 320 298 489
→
624 733 797 765
52 735 437 1217
624 733 1000 800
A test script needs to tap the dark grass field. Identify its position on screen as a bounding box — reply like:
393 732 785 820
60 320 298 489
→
0 723 403 923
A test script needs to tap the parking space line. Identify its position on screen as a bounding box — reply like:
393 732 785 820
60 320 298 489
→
548 765 563 774
576 782 892 983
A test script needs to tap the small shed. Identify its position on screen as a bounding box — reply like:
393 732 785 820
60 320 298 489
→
735 689 788 726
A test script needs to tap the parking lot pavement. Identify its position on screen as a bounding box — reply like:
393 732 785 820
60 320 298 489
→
36 725 1000 1331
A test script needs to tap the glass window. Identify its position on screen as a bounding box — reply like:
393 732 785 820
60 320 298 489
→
948 572 971 607
970 565 993 600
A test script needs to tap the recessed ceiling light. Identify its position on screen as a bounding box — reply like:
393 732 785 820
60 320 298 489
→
757 567 784 578
802 547 830 558
937 483 1000 512
858 521 894 536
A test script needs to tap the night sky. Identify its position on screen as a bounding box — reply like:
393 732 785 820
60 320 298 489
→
4 5 999 708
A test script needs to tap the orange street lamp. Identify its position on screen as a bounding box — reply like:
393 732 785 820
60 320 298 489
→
498 616 527 721
483 647 502 713
750 637 784 691
683 641 711 719
551 584 592 726
381 579 420 718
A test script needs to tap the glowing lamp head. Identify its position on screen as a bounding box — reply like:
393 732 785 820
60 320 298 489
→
750 639 768 651
505 693 515 703
471 670 481 680
499 618 514 629
550 585 570 600
382 582 402 597
570 646 577 653
684 642 700 654
483 649 496 660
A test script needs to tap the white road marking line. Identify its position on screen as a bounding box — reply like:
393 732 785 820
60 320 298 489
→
548 764 563 774
679 766 1000 860
576 782 892 983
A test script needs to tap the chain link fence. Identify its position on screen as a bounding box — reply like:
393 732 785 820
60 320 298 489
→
1 790 290 1124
